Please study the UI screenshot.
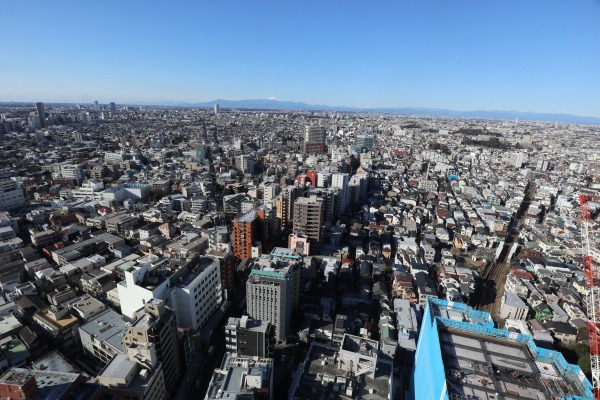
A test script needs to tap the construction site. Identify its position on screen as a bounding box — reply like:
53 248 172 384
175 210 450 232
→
413 298 593 400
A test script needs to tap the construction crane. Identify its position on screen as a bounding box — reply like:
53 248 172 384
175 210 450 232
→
580 194 600 399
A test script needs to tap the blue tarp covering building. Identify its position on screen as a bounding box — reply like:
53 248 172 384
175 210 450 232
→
411 298 593 400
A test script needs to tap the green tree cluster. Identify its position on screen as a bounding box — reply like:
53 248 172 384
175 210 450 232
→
462 137 513 149
429 142 451 154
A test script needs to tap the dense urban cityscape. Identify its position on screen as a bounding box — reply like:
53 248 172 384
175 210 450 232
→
0 101 596 399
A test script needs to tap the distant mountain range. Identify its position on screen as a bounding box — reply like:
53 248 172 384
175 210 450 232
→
142 98 600 124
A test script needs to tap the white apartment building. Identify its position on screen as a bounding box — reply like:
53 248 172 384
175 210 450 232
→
117 263 171 319
331 173 349 214
170 257 222 331
236 155 255 174
71 180 104 200
0 180 25 211
259 182 279 201
43 162 85 184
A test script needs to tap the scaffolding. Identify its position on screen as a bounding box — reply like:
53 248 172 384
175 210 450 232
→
580 194 600 399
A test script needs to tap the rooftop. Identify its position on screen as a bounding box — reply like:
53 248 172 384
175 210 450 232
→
99 353 137 380
173 257 218 288
427 298 592 400
0 314 22 336
0 367 81 400
289 341 393 400
32 350 80 374
79 310 128 353
205 353 273 400
441 328 586 399
226 316 270 334
236 210 257 223
0 335 29 365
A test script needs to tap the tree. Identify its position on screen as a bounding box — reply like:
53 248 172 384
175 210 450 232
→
149 189 167 203
577 326 589 343
578 354 592 380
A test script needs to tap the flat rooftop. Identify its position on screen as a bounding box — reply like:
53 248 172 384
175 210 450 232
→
0 367 81 400
205 354 273 400
0 314 22 335
100 353 137 380
173 257 217 288
79 310 128 353
236 210 256 223
32 350 80 374
441 328 587 399
290 342 392 400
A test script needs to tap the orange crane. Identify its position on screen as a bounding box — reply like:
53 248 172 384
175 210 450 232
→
580 194 599 399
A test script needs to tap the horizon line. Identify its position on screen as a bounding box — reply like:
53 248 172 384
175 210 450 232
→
1 98 599 122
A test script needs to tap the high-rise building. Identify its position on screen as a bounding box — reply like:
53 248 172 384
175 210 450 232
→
307 188 335 224
0 180 25 211
256 204 280 254
355 134 374 152
35 102 46 128
348 171 368 206
305 125 326 143
275 185 301 231
259 181 280 201
214 104 219 115
110 102 116 113
511 152 527 168
236 155 255 174
117 257 222 332
413 297 593 400
170 256 222 331
205 240 236 300
304 125 327 154
231 207 279 259
246 248 301 342
124 299 181 396
292 195 324 254
316 171 331 188
232 210 258 260
225 315 275 358
331 173 349 214
93 100 99 110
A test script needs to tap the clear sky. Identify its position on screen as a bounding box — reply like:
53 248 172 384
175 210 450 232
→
1 0 599 116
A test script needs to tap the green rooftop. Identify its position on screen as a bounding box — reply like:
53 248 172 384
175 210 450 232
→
0 335 30 365
250 269 285 279
116 260 137 271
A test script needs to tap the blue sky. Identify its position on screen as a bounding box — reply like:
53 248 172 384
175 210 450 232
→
1 0 599 116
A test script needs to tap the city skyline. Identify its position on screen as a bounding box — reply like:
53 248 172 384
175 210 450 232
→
1 1 599 117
